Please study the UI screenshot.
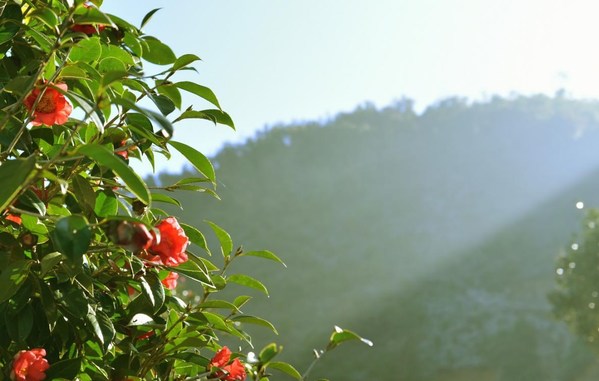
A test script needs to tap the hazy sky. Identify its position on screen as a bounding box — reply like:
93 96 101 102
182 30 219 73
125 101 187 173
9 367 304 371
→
102 0 599 175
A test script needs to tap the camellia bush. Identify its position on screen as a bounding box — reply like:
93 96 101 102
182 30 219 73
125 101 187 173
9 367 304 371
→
0 1 370 380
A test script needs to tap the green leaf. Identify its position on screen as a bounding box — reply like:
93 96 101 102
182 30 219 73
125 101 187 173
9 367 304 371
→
240 250 286 267
44 358 82 380
0 3 22 45
233 315 278 334
227 274 268 296
174 82 221 109
142 37 176 65
0 156 36 212
233 295 252 309
0 260 31 304
17 189 46 216
171 259 214 288
151 192 182 208
20 214 48 235
99 57 127 72
172 54 201 71
141 8 161 29
198 300 241 313
114 98 174 139
30 7 59 28
51 216 91 267
62 287 90 319
180 223 211 255
328 326 373 349
94 190 118 217
173 109 235 130
67 91 105 133
156 81 182 109
77 144 150 204
69 37 102 63
259 343 280 363
40 252 64 276
169 141 215 182
268 362 302 380
72 174 97 212
150 93 175 116
205 220 232 257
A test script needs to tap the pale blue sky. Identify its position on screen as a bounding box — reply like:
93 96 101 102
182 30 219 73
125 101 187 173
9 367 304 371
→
102 0 599 175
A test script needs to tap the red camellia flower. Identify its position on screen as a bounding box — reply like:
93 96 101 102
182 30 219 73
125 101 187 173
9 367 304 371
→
10 348 49 381
23 83 72 126
148 217 189 266
209 347 246 381
161 271 179 290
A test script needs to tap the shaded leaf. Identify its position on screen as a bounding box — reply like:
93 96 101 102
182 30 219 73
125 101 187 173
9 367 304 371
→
227 274 268 296
77 144 150 204
169 140 215 182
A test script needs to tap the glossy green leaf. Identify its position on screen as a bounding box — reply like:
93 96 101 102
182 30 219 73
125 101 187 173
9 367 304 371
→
140 8 161 29
17 188 46 216
142 37 176 65
172 53 201 71
0 156 36 212
40 252 64 277
21 214 48 235
114 98 174 139
94 190 118 217
174 82 221 109
259 343 279 363
44 358 82 380
328 326 373 349
173 109 235 130
151 192 182 208
268 362 302 380
234 315 278 334
169 140 215 182
50 215 91 266
0 3 22 45
0 260 32 304
77 144 150 204
156 81 182 109
205 220 232 257
69 37 102 63
233 295 252 309
67 91 105 133
150 93 175 116
171 259 214 288
227 274 268 296
180 223 211 255
72 174 96 212
240 250 286 267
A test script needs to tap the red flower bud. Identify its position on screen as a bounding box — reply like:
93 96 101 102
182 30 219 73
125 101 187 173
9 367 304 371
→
11 348 49 381
23 83 72 126
161 271 179 290
5 213 22 225
147 217 189 266
110 221 154 252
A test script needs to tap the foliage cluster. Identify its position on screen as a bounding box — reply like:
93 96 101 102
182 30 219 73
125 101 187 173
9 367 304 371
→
0 1 369 380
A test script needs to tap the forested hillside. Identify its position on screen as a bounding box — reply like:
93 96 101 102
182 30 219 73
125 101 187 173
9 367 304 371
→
155 95 599 380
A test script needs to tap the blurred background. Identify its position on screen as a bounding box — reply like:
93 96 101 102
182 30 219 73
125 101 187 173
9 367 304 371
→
103 1 599 380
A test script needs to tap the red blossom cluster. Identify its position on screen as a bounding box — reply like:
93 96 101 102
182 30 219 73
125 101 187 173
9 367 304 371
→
209 347 246 381
10 348 49 381
112 217 189 290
